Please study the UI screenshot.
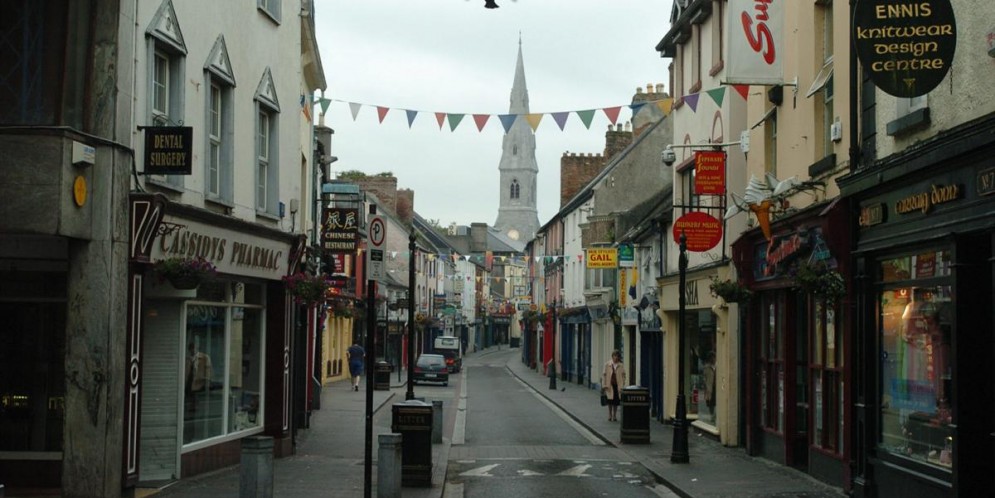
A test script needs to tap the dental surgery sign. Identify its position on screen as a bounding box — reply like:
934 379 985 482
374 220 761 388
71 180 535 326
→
853 0 957 98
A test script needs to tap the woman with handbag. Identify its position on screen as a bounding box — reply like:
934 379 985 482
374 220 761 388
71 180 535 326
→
601 350 626 421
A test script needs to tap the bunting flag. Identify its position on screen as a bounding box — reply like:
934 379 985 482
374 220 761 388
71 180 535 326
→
525 113 544 131
551 111 570 131
498 114 517 133
324 88 748 133
602 106 622 125
685 93 700 113
705 87 726 108
576 109 596 129
733 85 750 101
473 114 490 132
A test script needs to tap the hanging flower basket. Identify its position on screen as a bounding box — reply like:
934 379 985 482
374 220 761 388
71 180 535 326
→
153 257 217 290
708 276 752 303
792 261 845 304
283 272 332 305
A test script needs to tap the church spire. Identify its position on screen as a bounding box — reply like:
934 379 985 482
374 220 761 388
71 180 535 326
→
509 34 529 115
494 38 540 243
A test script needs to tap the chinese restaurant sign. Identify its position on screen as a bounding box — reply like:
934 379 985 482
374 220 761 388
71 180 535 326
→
144 126 193 175
694 151 726 195
853 0 957 98
322 207 359 254
673 211 723 252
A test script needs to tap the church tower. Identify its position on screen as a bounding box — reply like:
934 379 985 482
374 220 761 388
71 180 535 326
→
493 39 540 242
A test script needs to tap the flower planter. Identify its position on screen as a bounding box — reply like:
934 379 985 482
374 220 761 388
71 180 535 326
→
167 275 201 290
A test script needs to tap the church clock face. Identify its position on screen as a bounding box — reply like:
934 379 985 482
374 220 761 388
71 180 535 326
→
507 229 520 241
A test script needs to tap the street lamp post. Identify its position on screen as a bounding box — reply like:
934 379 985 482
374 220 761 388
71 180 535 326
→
549 299 557 390
671 233 690 463
406 232 416 401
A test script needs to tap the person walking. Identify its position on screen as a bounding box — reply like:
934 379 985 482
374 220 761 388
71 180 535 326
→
601 350 626 421
347 343 365 391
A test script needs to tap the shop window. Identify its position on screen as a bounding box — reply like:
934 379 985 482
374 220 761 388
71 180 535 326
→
0 294 66 453
183 282 264 445
761 292 786 433
811 297 844 453
686 309 717 425
878 250 954 470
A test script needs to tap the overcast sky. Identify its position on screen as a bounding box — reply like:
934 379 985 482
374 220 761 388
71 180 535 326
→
314 0 671 228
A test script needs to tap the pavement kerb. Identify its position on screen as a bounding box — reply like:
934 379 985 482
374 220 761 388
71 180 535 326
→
502 361 693 498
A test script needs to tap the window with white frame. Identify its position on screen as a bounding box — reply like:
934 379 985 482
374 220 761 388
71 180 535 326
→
204 35 235 203
145 1 186 188
254 68 280 217
256 109 272 211
257 0 281 23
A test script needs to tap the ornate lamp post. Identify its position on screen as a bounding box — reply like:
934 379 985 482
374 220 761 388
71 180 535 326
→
671 233 689 463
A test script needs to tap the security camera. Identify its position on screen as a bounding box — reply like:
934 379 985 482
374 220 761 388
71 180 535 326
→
661 146 676 167
319 155 338 166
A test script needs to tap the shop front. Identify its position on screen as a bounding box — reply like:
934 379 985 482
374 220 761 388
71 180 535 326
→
840 116 995 497
731 200 850 488
128 195 301 482
659 269 722 436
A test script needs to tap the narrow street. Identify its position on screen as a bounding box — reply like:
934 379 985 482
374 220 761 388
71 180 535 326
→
445 349 673 498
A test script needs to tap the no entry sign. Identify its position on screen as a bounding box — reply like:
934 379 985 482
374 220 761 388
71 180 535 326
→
673 211 723 252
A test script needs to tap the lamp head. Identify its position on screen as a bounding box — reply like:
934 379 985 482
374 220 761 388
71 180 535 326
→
661 145 677 167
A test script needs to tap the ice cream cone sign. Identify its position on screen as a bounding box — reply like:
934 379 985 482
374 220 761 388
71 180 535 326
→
750 199 775 240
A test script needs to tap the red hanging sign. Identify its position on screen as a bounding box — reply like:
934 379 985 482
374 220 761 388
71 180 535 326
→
673 211 723 252
694 151 726 195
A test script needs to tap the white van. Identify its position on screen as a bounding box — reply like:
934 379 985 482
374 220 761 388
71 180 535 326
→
433 336 462 372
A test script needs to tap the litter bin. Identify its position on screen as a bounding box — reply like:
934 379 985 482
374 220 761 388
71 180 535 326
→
374 361 392 390
391 400 433 487
620 385 650 444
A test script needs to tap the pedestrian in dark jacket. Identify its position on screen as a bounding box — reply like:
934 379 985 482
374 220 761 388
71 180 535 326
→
347 343 365 391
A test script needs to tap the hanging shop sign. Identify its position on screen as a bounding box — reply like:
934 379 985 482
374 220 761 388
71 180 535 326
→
586 248 618 269
618 243 634 267
143 126 193 175
853 0 957 98
322 207 359 253
673 211 723 252
694 151 726 195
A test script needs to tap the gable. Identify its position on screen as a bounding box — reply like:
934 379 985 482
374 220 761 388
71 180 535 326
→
255 67 280 111
204 35 235 86
146 0 186 54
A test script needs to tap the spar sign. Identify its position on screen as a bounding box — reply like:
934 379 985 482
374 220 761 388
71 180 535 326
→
673 211 723 252
726 0 784 85
853 0 957 98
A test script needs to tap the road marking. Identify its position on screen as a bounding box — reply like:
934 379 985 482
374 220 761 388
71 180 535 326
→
516 469 544 476
452 367 468 445
510 374 606 446
556 464 593 477
459 463 500 477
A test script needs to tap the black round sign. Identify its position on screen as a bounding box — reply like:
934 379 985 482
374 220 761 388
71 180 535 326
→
853 0 957 98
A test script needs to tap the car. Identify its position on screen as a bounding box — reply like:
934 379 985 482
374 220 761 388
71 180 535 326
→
412 353 449 386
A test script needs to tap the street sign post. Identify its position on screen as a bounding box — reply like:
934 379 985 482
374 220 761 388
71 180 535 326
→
368 216 386 281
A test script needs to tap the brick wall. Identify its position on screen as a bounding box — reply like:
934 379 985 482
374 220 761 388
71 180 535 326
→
354 177 398 213
560 152 604 207
396 188 414 225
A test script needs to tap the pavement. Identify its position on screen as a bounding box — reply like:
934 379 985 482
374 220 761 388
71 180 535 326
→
143 346 846 498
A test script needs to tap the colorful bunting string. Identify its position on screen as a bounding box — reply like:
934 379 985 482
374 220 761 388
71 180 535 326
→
321 85 748 132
